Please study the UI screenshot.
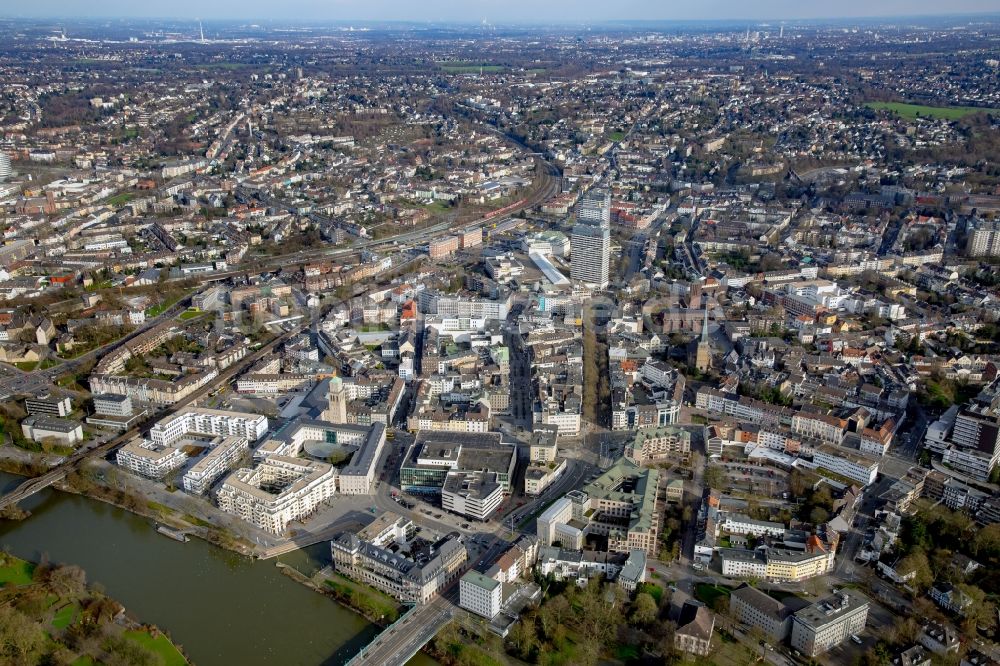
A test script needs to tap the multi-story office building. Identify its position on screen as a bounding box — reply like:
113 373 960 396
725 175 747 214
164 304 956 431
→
331 531 466 605
729 583 793 641
570 188 611 289
24 393 72 418
570 222 610 289
790 591 869 657
809 445 880 486
966 218 1000 257
150 408 269 447
943 406 1000 481
441 470 504 521
93 394 134 417
459 571 502 619
20 416 84 446
182 436 249 495
216 456 337 535
399 431 516 495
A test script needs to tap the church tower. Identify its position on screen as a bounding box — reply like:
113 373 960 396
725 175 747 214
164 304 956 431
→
694 305 712 372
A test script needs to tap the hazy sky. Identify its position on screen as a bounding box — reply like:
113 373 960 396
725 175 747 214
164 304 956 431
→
6 0 999 22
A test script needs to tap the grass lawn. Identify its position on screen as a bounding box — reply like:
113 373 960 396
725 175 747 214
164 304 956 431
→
105 193 135 207
608 131 626 142
637 582 663 603
178 308 202 321
51 603 79 630
0 558 35 586
865 101 998 120
325 575 401 622
13 361 39 371
124 630 187 666
70 657 95 666
146 292 187 317
147 501 174 516
694 583 731 607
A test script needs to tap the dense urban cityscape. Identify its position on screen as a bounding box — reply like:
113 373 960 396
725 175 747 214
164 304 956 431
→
0 7 998 666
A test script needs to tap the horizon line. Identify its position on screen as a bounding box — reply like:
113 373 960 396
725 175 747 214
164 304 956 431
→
1 11 999 26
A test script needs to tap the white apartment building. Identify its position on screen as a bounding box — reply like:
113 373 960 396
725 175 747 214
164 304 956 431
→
459 571 502 619
182 436 249 495
216 456 337 535
150 408 269 447
116 439 187 479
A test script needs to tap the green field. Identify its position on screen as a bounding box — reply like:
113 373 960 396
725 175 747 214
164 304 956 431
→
866 101 997 120
608 131 626 142
178 308 203 321
0 558 35 586
694 583 731 608
436 61 505 74
124 630 188 666
105 192 135 207
51 603 79 630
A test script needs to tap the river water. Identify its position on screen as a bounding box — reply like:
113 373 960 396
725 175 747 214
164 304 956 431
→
0 472 436 666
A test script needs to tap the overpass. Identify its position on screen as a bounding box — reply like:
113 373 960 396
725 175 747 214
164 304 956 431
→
345 599 453 666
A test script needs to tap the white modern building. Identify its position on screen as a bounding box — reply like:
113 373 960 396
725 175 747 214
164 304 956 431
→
809 445 879 486
216 456 337 535
182 436 249 494
460 571 502 619
93 394 134 417
150 408 269 447
116 438 187 479
441 470 504 521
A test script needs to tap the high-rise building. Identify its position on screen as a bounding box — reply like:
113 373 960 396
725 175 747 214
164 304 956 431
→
966 219 1000 258
570 223 610 288
575 188 611 226
0 153 11 182
571 188 612 289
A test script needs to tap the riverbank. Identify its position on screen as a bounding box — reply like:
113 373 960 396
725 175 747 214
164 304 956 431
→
0 552 189 665
0 460 442 665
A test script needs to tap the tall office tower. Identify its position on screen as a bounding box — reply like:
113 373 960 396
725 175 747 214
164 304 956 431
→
0 153 11 182
571 222 610 289
325 376 348 424
571 188 611 289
